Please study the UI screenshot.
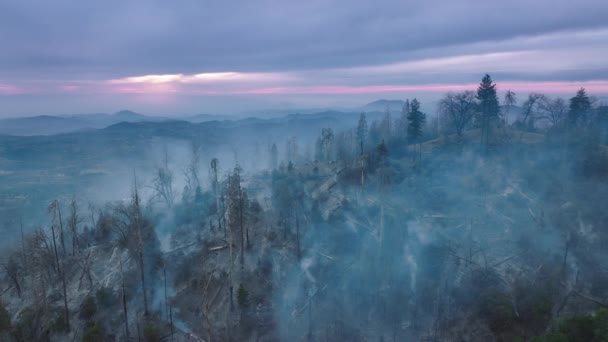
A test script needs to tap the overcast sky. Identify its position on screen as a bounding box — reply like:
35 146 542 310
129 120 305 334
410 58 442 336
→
1 0 608 116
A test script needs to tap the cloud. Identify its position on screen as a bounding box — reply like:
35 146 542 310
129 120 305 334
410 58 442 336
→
1 0 608 114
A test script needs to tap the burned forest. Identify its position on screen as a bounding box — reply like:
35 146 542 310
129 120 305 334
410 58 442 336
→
0 74 607 342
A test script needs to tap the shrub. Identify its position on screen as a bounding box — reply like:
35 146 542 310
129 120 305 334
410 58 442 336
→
82 322 104 342
143 323 162 342
79 296 97 320
0 302 10 332
50 311 68 332
238 284 250 308
95 287 114 309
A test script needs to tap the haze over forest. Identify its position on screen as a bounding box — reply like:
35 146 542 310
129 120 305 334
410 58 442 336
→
1 1 608 342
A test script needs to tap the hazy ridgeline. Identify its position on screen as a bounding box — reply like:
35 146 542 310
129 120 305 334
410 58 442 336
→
0 76 607 341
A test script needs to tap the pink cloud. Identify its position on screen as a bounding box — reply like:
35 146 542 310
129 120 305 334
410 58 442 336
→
3 78 608 97
195 81 608 95
0 84 24 95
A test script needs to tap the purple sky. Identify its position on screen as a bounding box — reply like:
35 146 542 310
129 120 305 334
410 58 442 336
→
1 0 608 116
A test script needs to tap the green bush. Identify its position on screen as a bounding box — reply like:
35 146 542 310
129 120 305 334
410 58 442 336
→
50 311 68 332
237 284 249 308
0 302 10 332
79 296 97 320
95 287 114 308
143 323 162 342
532 309 608 341
82 322 104 342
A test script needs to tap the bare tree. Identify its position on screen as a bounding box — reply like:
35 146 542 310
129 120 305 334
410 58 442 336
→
210 158 223 235
150 145 174 208
356 112 368 155
227 166 248 269
184 141 203 199
120 257 130 340
439 91 478 137
3 254 22 297
504 89 517 124
68 197 82 255
47 209 72 333
519 93 544 130
320 128 334 161
133 182 149 316
48 200 67 257
537 96 567 127
77 251 93 290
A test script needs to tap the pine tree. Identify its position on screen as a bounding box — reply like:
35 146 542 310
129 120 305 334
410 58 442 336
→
476 74 500 145
407 98 426 143
356 112 368 155
568 87 592 127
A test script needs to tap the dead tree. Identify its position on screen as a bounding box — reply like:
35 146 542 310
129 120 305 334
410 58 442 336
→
68 198 81 255
3 255 22 297
150 145 175 208
227 167 248 269
77 251 93 290
438 91 477 137
48 200 71 331
60 256 70 332
518 93 543 142
295 211 301 261
19 216 27 275
49 219 61 277
49 200 67 257
133 183 149 316
164 261 169 321
184 141 203 199
210 158 223 235
120 257 130 340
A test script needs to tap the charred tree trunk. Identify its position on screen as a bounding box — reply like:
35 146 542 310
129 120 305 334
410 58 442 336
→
51 223 60 276
561 236 571 277
295 211 301 261
307 299 314 341
69 200 80 256
121 259 130 340
56 203 67 258
60 258 70 332
164 262 169 321
134 185 149 316
239 187 245 269
170 305 174 342
20 217 26 273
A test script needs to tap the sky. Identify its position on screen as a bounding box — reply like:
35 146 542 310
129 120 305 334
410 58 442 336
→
1 0 608 117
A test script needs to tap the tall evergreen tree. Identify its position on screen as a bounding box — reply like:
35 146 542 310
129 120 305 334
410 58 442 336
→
476 74 500 145
356 112 368 155
568 88 592 127
407 98 426 143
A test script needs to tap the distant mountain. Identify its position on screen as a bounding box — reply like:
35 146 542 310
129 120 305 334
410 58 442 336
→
0 108 371 137
0 115 96 136
182 113 233 123
0 110 166 136
362 99 405 113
